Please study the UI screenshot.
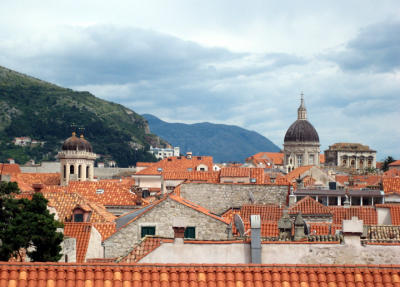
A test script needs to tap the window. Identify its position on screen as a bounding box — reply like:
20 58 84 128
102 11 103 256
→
297 155 302 166
86 166 90 179
70 165 75 174
63 165 66 179
141 226 155 238
309 154 314 165
74 214 84 222
78 165 82 179
184 227 196 239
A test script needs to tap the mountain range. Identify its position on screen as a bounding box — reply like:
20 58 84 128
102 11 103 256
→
143 114 281 163
0 66 166 167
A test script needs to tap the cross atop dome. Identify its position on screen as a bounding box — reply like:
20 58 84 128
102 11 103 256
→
297 92 307 120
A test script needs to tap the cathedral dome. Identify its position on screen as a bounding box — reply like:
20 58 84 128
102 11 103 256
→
62 132 93 152
284 120 319 143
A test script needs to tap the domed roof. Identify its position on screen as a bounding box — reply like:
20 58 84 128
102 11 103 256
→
62 132 93 152
284 120 319 143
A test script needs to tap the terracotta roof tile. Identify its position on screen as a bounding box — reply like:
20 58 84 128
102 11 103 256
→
92 222 117 240
136 156 213 175
389 160 400 166
335 174 382 189
383 168 400 177
1 263 400 286
64 222 93 262
289 196 332 216
10 173 60 192
118 237 174 263
246 152 284 166
329 206 377 225
383 177 400 193
364 225 400 242
163 171 219 183
286 166 313 183
0 163 21 175
240 205 283 222
66 178 137 206
220 167 251 177
42 187 116 223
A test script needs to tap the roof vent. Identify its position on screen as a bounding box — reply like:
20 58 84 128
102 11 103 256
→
250 178 257 183
96 189 104 194
187 168 193 172
157 167 163 172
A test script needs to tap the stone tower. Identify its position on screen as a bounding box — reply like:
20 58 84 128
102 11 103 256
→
58 132 96 186
283 93 320 172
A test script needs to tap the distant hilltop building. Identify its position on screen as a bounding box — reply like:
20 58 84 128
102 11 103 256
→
283 94 320 172
324 143 376 170
58 132 96 185
149 146 180 160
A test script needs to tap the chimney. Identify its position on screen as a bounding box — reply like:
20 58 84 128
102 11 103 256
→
250 215 261 264
288 185 296 207
294 212 306 241
135 188 143 205
278 209 292 240
32 183 44 193
172 218 186 244
186 152 192 159
342 216 363 246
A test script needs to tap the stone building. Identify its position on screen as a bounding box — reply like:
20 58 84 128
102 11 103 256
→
103 194 229 258
324 143 376 170
283 94 320 172
58 132 96 186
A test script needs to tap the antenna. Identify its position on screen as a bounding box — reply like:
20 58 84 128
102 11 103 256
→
234 214 246 237
248 190 255 203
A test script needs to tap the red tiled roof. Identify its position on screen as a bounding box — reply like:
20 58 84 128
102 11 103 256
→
63 222 93 263
289 196 332 216
384 168 400 177
319 154 325 164
336 175 382 189
66 178 137 206
136 156 213 175
93 222 117 240
0 163 21 175
2 262 400 286
42 187 116 223
163 171 220 183
220 167 251 177
119 237 173 263
286 166 313 182
329 206 378 225
389 160 400 166
246 152 284 166
383 177 400 193
240 205 283 222
308 223 341 235
10 173 60 192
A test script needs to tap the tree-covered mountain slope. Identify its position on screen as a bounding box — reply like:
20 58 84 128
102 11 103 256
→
143 114 281 163
0 66 167 166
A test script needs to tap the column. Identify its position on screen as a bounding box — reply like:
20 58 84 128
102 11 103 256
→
89 164 94 181
82 163 87 181
65 163 70 185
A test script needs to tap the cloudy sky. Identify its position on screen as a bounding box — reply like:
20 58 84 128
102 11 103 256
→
1 1 399 159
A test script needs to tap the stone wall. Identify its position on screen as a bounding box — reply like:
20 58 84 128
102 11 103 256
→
85 227 103 261
60 237 76 263
104 197 229 258
180 183 288 215
138 241 400 265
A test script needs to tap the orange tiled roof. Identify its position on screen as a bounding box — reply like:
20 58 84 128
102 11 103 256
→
66 178 137 206
42 187 116 223
163 171 220 183
336 175 382 189
383 177 400 193
383 168 400 177
93 222 117 240
10 172 60 192
136 156 213 175
0 163 21 175
286 166 313 182
246 152 284 166
2 262 400 286
308 223 341 235
319 154 325 164
389 160 400 166
64 222 93 263
329 206 377 225
289 196 332 216
220 167 251 177
240 205 283 222
119 237 173 263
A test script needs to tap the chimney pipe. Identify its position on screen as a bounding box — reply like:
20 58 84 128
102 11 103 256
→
250 214 261 264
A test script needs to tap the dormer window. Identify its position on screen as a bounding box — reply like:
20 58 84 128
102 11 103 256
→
250 178 257 183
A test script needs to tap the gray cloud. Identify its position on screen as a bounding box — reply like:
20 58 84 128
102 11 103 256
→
325 21 400 72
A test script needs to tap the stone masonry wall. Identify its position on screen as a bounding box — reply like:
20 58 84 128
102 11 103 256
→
104 197 228 258
180 183 288 215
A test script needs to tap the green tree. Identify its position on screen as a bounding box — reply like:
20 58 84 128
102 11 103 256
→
382 156 395 172
0 182 63 262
